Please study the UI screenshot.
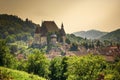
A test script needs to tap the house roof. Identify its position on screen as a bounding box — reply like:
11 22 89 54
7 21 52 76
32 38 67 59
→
42 21 59 33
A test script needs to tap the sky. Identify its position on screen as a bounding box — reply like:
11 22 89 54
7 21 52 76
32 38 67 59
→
0 0 120 33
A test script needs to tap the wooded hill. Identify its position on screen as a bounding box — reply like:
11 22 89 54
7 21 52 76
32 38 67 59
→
73 30 107 39
101 29 120 42
0 14 39 41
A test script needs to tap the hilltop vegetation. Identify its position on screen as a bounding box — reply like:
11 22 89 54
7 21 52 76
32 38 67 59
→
0 14 38 42
66 34 83 44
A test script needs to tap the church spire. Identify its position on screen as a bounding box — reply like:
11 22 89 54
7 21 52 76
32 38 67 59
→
61 22 64 28
60 22 66 36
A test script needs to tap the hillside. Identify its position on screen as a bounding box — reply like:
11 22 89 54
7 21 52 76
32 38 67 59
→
66 34 84 44
73 30 107 39
0 67 46 80
0 14 38 40
101 29 120 42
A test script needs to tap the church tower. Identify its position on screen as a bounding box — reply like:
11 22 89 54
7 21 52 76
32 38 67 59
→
33 26 41 44
60 23 66 44
33 21 67 48
50 33 57 46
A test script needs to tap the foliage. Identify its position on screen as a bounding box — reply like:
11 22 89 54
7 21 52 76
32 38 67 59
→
0 67 46 80
49 56 69 80
101 29 120 42
70 43 78 51
27 49 50 79
61 56 69 80
17 60 28 72
9 44 18 54
103 62 120 80
65 38 71 44
66 54 106 80
49 57 63 80
6 35 16 43
0 14 37 41
66 34 83 44
0 39 17 69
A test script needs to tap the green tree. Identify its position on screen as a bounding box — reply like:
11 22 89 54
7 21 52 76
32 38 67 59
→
103 62 120 80
17 59 28 72
49 57 63 80
49 56 69 80
65 38 71 44
0 39 17 69
6 35 16 43
96 40 101 47
70 43 78 51
3 31 8 38
66 54 106 80
61 56 69 80
9 45 18 54
27 49 50 79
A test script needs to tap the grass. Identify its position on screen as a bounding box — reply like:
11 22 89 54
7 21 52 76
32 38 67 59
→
0 67 46 80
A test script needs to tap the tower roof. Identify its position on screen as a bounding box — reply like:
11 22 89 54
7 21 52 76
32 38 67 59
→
51 34 57 38
60 23 66 36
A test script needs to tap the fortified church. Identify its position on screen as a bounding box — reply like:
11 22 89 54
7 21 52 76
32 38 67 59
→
33 21 66 48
